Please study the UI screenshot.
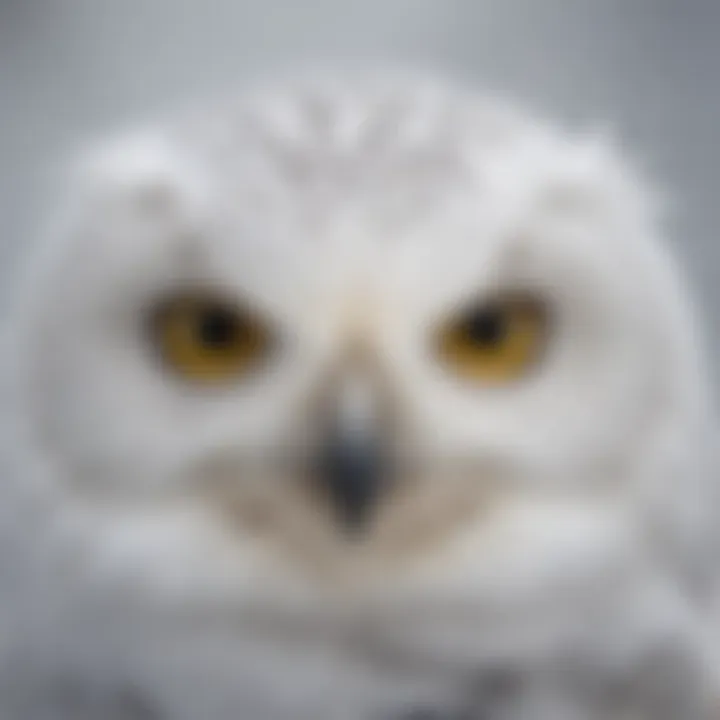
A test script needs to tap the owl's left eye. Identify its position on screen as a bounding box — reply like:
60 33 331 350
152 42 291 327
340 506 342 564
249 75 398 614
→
150 293 271 384
435 295 548 384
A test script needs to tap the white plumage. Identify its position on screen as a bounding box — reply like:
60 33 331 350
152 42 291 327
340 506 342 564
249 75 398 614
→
0 70 717 719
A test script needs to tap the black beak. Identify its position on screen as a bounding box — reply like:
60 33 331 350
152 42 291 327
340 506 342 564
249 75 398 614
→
315 432 386 533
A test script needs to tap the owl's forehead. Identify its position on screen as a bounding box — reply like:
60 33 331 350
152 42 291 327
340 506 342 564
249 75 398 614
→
172 79 514 234
168 80 576 255
66 75 645 317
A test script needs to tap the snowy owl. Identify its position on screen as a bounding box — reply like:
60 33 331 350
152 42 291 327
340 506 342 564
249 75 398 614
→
0 70 718 720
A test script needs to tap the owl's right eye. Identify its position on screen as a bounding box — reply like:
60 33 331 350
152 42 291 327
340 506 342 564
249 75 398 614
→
149 293 271 384
434 295 549 385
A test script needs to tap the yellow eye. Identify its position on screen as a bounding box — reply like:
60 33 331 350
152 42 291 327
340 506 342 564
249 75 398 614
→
436 296 548 384
151 294 270 384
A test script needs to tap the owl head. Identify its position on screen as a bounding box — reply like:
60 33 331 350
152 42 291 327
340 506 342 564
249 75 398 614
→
3 72 716 617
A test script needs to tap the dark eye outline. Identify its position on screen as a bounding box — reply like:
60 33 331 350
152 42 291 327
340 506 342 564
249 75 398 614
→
433 293 551 384
146 290 275 385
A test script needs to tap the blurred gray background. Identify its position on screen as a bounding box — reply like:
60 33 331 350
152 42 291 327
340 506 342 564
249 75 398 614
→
0 0 718 376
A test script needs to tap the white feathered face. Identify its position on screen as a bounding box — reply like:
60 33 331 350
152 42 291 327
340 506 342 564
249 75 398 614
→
10 80 708 604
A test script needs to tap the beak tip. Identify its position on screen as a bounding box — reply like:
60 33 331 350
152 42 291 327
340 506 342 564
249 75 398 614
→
316 437 385 534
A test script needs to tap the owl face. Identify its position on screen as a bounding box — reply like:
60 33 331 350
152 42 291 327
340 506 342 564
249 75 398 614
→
8 77 710 606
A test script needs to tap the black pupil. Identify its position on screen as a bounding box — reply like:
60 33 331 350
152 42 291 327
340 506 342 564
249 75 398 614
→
463 309 506 346
197 307 240 348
